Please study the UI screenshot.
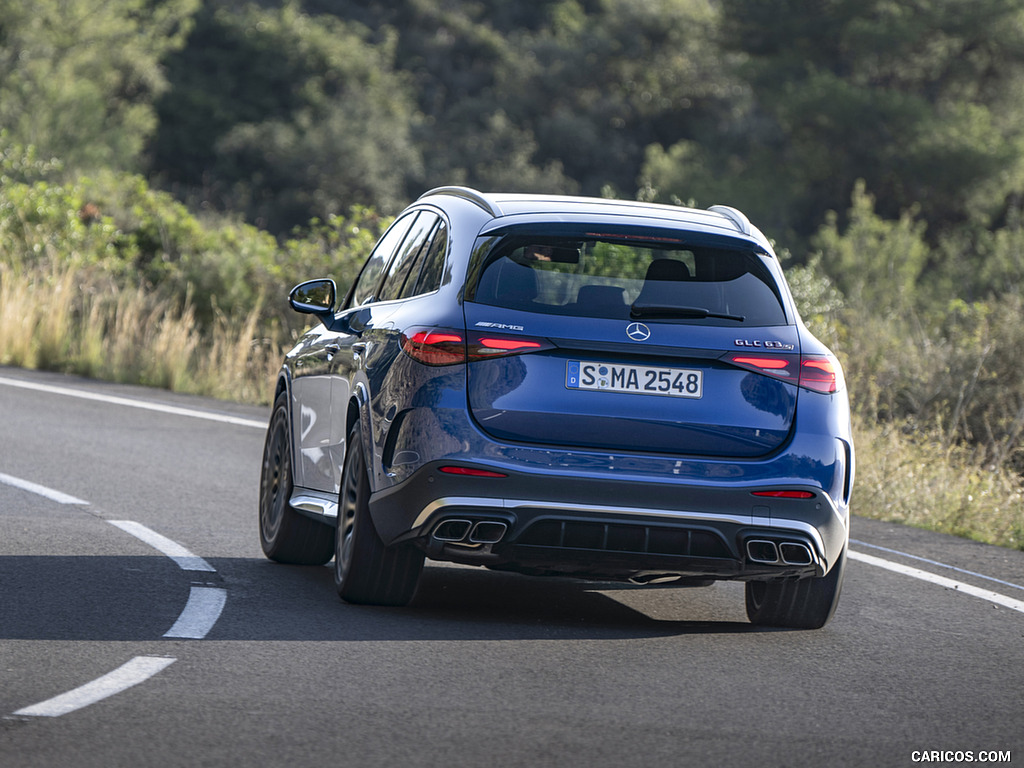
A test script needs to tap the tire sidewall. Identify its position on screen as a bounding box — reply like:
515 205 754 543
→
335 421 367 591
746 545 847 629
259 394 291 554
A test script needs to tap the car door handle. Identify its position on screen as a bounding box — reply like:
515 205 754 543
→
324 343 341 354
351 342 367 355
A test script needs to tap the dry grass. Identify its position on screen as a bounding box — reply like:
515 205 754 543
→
0 263 281 404
3 262 1023 551
851 416 1024 550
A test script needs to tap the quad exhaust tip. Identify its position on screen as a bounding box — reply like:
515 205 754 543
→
433 519 473 542
432 518 508 545
778 542 813 566
746 539 813 566
469 521 508 544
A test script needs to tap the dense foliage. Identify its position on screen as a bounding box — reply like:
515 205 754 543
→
7 0 1024 244
1 0 1023 547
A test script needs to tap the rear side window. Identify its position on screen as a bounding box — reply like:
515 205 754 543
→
467 234 787 326
378 212 439 303
348 213 417 307
402 220 448 299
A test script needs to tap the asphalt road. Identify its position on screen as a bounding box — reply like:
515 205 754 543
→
1 366 1022 768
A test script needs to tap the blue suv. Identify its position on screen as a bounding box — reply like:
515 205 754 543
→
259 187 854 628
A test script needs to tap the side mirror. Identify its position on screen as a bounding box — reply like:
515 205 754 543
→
289 279 336 320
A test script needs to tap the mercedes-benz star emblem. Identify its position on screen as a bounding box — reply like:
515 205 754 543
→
626 322 651 341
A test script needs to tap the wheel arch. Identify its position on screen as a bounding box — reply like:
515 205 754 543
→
346 394 361 446
273 371 290 404
271 371 297 485
346 381 372 485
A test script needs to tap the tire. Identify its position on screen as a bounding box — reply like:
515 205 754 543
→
334 420 424 606
259 391 335 565
745 546 846 629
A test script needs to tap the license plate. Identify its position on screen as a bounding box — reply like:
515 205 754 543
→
565 361 703 398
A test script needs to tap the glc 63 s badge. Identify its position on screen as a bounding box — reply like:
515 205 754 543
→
735 339 795 351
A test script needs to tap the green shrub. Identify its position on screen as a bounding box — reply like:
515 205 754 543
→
0 139 389 402
790 186 1024 549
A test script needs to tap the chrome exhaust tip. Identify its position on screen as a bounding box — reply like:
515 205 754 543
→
779 541 813 566
469 520 508 544
746 539 780 564
433 519 473 542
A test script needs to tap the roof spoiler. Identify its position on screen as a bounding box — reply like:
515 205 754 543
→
418 186 504 217
707 204 752 235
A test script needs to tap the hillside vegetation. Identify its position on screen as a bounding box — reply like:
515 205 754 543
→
1 0 1022 549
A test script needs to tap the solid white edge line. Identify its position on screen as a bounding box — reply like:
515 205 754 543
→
13 656 176 718
851 538 1024 593
0 472 89 506
0 375 265 429
849 550 1024 615
108 520 216 573
164 587 228 639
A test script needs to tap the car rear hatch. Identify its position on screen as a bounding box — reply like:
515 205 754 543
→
461 226 807 458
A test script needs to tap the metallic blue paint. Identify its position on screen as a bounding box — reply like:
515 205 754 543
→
272 188 854 591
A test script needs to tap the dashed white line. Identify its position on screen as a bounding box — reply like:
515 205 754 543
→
0 472 89 506
0 472 227 716
164 587 228 639
108 521 227 638
0 375 265 429
13 656 177 718
108 520 216 573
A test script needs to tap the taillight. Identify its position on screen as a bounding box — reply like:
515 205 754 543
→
752 490 816 499
438 466 508 478
731 356 791 372
798 357 842 394
726 352 843 394
473 337 543 353
467 336 549 359
401 327 552 366
400 329 466 366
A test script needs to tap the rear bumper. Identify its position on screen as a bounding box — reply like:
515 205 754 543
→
369 461 849 583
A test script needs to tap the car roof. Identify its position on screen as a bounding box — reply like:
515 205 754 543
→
417 186 774 253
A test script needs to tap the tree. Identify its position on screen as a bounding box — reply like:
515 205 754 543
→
0 0 199 172
350 0 580 194
291 0 734 199
646 0 1024 243
812 181 929 313
150 2 421 233
514 0 736 197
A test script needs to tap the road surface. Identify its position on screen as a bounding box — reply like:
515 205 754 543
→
1 367 1021 767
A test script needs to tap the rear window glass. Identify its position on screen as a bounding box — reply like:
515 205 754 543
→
467 233 787 326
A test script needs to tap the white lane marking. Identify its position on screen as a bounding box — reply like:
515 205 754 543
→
850 550 1024 615
0 472 89 505
108 520 216 573
13 656 176 718
852 538 1024 593
0 375 265 429
164 587 228 639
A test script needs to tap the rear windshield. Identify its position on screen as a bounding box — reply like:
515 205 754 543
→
467 232 788 326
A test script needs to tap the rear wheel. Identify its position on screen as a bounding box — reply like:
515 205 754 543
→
745 546 846 629
259 391 335 565
334 421 424 606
